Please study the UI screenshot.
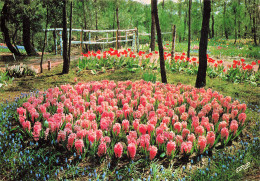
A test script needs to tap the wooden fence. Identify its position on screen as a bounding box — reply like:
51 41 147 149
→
43 28 139 55
43 28 173 55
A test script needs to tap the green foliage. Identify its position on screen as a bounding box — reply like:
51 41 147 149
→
0 71 14 88
142 70 157 83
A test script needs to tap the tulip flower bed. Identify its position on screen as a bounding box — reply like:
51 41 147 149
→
16 80 248 161
167 54 259 86
78 49 259 85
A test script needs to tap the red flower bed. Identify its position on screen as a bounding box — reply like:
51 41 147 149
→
17 80 247 160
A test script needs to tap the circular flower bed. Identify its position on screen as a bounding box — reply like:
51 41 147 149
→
16 80 247 160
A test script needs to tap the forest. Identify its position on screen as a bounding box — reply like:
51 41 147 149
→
1 0 259 55
0 0 259 181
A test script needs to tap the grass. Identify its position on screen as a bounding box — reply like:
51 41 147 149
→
0 47 27 54
0 56 259 180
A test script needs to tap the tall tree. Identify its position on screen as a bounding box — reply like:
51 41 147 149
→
223 1 228 39
195 0 211 88
116 6 121 49
1 1 21 56
252 0 257 45
40 3 49 73
162 0 165 9
238 0 241 38
23 0 38 56
68 1 73 63
178 0 182 42
150 0 156 51
183 0 188 41
152 0 167 83
187 0 192 59
211 0 214 38
62 0 69 74
94 0 98 46
233 2 238 44
82 0 88 52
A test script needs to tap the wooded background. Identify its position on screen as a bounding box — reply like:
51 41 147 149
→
0 0 259 55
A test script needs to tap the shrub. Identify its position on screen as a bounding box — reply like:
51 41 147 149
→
5 63 37 78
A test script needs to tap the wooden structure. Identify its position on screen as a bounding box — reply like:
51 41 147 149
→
43 28 139 55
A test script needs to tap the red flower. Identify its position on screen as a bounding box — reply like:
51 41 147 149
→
122 119 129 133
174 122 182 133
221 127 229 140
114 142 123 158
139 124 147 135
195 125 204 136
181 141 193 154
238 113 246 125
198 136 207 153
192 57 197 62
127 143 136 159
113 123 121 136
252 61 256 65
206 131 215 148
148 145 157 160
75 139 84 154
230 120 238 135
166 141 176 156
97 142 107 157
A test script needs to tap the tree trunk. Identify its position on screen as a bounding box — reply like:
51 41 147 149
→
23 0 38 56
82 0 88 52
116 7 121 49
234 6 237 44
152 0 167 83
224 2 228 39
195 0 211 88
178 0 182 42
95 0 98 48
252 0 257 45
244 0 247 38
62 0 69 74
113 8 115 47
183 0 188 41
162 0 165 9
53 28 57 55
68 1 73 63
187 0 192 59
238 0 241 38
12 27 20 53
40 4 49 73
211 0 214 38
171 25 176 61
150 0 156 51
1 2 21 56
